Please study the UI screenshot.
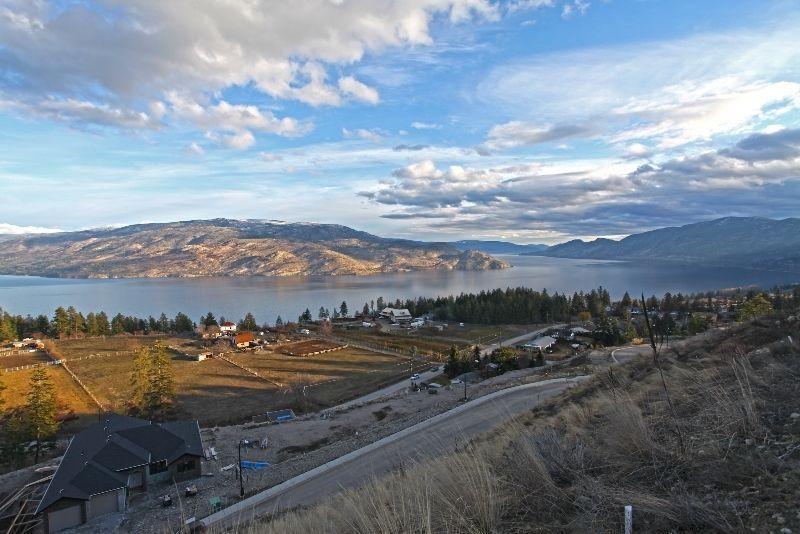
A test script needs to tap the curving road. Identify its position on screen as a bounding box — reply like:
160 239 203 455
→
199 376 585 531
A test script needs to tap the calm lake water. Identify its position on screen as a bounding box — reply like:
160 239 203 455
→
0 256 797 324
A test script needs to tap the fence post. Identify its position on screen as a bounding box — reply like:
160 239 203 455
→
624 505 633 534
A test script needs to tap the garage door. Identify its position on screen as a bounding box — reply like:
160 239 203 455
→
47 505 82 533
89 490 120 519
128 471 143 488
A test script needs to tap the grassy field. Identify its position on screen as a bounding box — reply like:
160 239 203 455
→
232 347 411 406
2 335 415 430
333 329 463 356
0 350 51 370
0 366 98 433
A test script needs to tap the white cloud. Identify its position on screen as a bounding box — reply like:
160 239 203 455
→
561 0 589 19
482 121 588 151
342 127 384 143
411 121 441 130
338 76 380 104
0 0 494 139
0 223 61 235
186 142 205 155
478 22 800 149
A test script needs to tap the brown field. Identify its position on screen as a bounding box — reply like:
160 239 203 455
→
0 366 98 433
275 339 347 356
0 350 51 370
333 329 462 356
231 346 410 405
2 335 414 430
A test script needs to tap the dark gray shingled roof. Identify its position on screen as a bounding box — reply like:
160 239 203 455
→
36 414 202 514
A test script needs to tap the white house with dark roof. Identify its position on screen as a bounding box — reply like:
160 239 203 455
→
379 308 413 324
36 414 202 533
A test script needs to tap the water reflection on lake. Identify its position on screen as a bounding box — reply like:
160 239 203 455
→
0 256 797 323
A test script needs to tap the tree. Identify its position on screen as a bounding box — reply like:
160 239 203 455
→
202 312 218 327
318 307 328 320
96 311 111 336
299 309 312 323
376 297 385 313
173 312 194 333
111 313 125 335
132 341 175 419
275 315 284 327
52 307 70 338
23 368 59 463
737 294 773 321
158 313 170 332
0 313 17 341
340 301 348 318
240 312 258 331
362 302 370 316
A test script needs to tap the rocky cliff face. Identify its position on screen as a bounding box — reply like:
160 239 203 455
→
0 219 509 278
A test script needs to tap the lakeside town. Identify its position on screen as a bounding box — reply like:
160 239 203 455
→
0 283 797 532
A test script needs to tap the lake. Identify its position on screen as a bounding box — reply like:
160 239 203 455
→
0 256 797 324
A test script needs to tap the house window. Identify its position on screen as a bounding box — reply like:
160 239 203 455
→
177 459 196 473
149 460 167 475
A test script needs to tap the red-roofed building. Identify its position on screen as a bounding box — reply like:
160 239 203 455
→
220 321 237 334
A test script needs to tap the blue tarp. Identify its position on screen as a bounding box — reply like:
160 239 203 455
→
265 409 296 423
240 460 271 470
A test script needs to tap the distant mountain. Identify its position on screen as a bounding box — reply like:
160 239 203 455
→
451 240 549 255
0 219 509 278
537 217 800 271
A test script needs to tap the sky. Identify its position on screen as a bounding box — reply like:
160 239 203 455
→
1 0 799 244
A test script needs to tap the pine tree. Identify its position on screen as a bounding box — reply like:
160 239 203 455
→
132 341 175 419
24 368 59 463
340 301 348 317
202 312 217 327
275 315 284 327
96 311 111 335
111 313 125 335
52 307 70 338
362 302 370 316
240 312 258 331
86 312 98 336
173 312 194 333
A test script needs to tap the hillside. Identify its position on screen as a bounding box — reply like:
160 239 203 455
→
250 315 800 533
451 240 549 255
0 219 508 278
538 217 800 270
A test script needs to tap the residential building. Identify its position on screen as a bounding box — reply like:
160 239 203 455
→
36 414 203 533
379 308 413 324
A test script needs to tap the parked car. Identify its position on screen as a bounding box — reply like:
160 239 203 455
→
427 388 438 395
427 382 442 389
410 373 420 381
299 329 310 335
451 378 463 385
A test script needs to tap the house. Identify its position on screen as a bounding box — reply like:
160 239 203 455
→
220 321 237 334
379 308 413 324
196 324 221 339
234 332 255 348
523 336 557 352
188 351 211 362
570 326 592 336
36 414 202 533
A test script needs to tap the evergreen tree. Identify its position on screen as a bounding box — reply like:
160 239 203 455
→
158 313 170 332
132 341 175 419
86 312 98 336
0 313 17 341
173 312 194 333
23 368 59 463
111 313 125 335
362 302 370 316
202 312 218 327
96 312 111 336
52 307 70 338
275 315 284 327
299 309 312 323
737 294 773 321
340 301 348 317
240 312 258 331
376 297 385 312
318 307 328 320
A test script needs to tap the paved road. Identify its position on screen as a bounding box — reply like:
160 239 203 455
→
200 377 585 531
480 324 566 356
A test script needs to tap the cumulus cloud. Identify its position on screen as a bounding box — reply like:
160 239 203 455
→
362 129 800 238
561 0 589 19
0 0 494 139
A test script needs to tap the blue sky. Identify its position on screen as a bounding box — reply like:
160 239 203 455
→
1 0 799 243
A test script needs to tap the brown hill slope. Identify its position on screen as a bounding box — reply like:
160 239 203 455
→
0 219 509 278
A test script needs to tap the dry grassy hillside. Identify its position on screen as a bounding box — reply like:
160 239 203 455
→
249 316 800 533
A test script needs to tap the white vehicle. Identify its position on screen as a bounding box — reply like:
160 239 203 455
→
299 329 310 335
410 373 421 381
409 320 424 328
450 378 463 385
427 382 442 389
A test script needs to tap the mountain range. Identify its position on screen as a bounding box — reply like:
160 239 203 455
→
536 217 800 271
450 240 549 255
0 219 508 279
